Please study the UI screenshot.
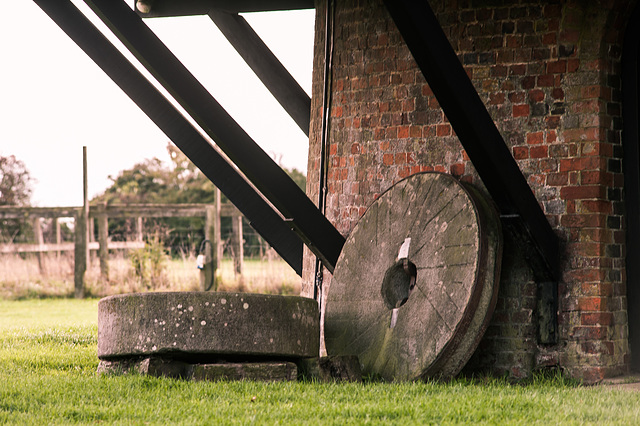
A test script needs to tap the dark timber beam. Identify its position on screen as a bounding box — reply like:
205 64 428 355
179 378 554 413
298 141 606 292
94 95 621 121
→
384 0 560 283
84 0 344 272
33 0 304 275
209 10 311 136
133 0 314 17
622 3 640 370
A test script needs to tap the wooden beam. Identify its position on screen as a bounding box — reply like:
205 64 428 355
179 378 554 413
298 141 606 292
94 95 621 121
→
0 203 238 220
622 3 640 370
34 0 306 275
0 241 145 254
209 10 311 136
133 0 313 18
0 206 79 219
83 0 344 272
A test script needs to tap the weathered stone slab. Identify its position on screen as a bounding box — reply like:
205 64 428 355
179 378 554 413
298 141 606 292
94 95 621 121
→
298 356 363 382
97 357 191 379
191 362 297 382
324 172 502 381
97 358 298 382
98 292 319 360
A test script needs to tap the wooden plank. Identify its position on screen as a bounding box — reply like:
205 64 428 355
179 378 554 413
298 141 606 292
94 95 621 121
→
0 206 78 219
134 0 313 18
0 241 145 254
0 243 75 254
0 203 240 219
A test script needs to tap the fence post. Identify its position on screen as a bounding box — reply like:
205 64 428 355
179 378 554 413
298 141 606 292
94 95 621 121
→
74 209 86 298
136 217 143 242
202 204 218 291
215 188 222 266
98 202 109 280
231 214 243 275
55 218 62 259
32 217 45 274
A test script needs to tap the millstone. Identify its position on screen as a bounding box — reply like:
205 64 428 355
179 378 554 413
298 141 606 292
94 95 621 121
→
98 292 319 361
324 172 502 381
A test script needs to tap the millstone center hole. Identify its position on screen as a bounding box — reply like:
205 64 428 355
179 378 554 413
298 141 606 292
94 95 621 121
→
380 259 417 310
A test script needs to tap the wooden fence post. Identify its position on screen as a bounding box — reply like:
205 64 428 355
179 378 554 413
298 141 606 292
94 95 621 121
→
98 202 109 280
215 188 223 266
32 217 45 273
89 217 96 265
55 218 62 259
201 204 219 291
231 214 243 275
75 146 90 299
74 209 86 298
136 217 143 242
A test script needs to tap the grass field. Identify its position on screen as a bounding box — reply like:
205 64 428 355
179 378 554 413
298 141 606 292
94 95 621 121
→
1 299 640 424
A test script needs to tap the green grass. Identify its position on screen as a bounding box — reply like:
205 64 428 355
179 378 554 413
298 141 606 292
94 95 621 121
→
1 299 640 424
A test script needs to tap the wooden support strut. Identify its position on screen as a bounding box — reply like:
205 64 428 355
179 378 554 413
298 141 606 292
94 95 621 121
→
208 10 311 136
383 0 560 283
32 0 306 275
622 3 640 369
82 0 344 272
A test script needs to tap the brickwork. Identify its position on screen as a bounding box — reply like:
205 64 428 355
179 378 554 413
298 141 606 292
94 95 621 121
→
305 0 635 382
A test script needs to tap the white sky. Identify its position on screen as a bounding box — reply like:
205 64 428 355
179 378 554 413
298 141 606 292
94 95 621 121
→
0 1 314 207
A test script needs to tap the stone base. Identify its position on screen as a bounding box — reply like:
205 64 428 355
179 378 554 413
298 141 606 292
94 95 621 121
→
98 357 297 382
98 356 363 383
298 356 362 382
191 362 297 382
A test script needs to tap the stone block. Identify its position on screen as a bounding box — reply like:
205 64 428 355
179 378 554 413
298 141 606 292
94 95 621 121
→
298 356 363 382
191 362 297 382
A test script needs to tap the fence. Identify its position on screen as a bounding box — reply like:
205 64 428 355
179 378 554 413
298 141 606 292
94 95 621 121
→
0 201 245 297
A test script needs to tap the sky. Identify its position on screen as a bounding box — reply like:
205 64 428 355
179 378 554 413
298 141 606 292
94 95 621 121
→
0 1 314 207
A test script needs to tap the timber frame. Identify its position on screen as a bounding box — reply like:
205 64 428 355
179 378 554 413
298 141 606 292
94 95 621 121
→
32 0 334 275
33 0 559 323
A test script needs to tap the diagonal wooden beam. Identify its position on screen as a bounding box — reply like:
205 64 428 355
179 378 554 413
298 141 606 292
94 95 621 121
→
209 10 311 136
32 0 305 275
83 0 345 272
383 0 560 282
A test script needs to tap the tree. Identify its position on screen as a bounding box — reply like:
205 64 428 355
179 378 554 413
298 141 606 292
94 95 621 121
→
0 155 33 243
0 155 33 206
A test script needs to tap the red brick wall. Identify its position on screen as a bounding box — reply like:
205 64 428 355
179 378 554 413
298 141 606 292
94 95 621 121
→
305 0 635 382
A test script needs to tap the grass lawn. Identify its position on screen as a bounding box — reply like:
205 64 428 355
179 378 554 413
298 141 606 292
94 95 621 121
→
1 299 640 424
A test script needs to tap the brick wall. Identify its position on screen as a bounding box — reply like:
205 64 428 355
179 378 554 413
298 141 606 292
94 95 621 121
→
305 0 635 383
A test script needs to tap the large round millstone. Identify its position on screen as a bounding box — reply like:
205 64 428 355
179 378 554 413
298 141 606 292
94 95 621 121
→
324 172 502 381
98 292 319 361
